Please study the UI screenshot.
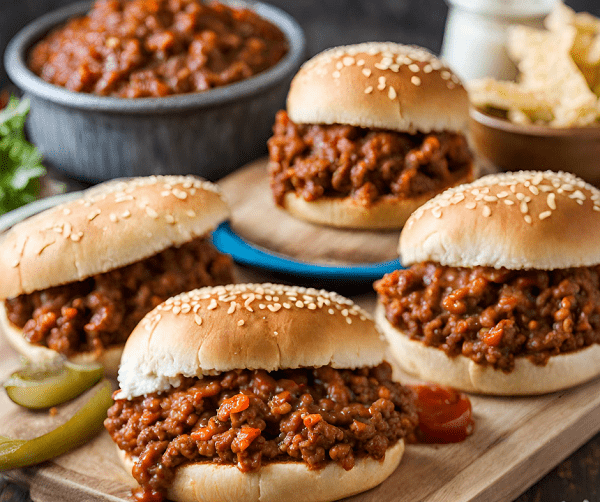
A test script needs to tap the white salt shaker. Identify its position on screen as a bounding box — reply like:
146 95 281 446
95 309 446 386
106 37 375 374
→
441 0 558 82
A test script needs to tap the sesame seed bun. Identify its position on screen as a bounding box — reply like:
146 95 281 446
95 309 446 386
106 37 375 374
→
117 440 405 502
377 171 600 394
0 175 229 299
401 171 600 269
0 175 230 376
287 42 468 134
275 42 472 229
116 283 384 399
376 305 600 395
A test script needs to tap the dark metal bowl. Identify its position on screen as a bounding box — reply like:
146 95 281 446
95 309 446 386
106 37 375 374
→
4 0 306 182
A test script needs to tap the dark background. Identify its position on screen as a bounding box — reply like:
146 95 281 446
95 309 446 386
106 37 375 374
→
1 0 600 90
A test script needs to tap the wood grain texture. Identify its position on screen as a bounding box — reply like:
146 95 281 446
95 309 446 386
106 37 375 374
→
219 158 401 265
2 290 600 502
2 166 600 502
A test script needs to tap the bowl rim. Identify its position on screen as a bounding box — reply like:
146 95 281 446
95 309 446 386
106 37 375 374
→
4 0 306 113
469 106 600 138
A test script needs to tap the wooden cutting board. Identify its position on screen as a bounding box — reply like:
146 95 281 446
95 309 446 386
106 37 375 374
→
2 288 600 502
3 162 600 502
218 158 401 265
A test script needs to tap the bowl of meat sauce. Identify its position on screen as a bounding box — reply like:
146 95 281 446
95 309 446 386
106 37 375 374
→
4 0 306 181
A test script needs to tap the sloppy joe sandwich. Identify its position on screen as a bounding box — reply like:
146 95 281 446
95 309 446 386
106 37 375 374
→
268 42 474 229
0 176 233 375
375 171 600 395
105 283 417 502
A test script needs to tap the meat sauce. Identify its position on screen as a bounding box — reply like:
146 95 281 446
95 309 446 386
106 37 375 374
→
104 363 418 502
28 0 288 97
5 237 233 355
268 110 473 207
375 262 600 371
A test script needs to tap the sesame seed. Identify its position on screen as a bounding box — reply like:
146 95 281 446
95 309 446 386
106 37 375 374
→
441 70 451 80
362 68 371 77
207 299 217 310
173 189 188 200
181 304 191 314
63 208 71 215
411 76 421 86
504 199 515 205
283 303 291 309
528 185 539 195
408 63 420 72
342 56 355 66
194 315 202 326
328 309 335 315
87 209 101 221
336 61 343 70
547 193 556 209
228 302 238 314
388 86 397 99
307 303 317 310
172 306 181 314
432 207 442 218
238 320 245 326
346 318 352 324
296 301 304 308
259 304 266 310
482 206 492 217
109 213 118 222
187 210 196 217
121 210 131 218
423 64 433 73
342 309 349 316
165 214 175 224
268 304 282 312
332 70 341 79
524 215 533 224
364 86 373 94
520 201 528 214
465 201 477 209
357 59 365 66
145 207 159 219
539 211 552 220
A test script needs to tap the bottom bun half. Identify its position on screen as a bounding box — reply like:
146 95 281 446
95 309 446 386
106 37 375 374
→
376 304 600 395
118 440 405 502
0 301 122 377
281 173 473 230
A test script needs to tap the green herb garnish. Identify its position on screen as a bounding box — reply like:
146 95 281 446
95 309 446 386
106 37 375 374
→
0 97 45 215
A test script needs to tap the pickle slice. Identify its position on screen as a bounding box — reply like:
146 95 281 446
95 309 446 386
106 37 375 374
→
0 380 112 471
4 360 104 409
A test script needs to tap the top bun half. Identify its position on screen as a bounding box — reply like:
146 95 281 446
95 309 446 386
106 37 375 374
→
116 283 385 399
287 42 468 134
400 171 600 270
0 176 229 299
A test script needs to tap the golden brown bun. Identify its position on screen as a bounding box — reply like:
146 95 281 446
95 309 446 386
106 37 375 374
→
116 284 384 399
401 171 600 269
0 176 229 299
287 42 468 134
376 305 600 395
118 440 404 502
0 302 121 377
281 172 473 229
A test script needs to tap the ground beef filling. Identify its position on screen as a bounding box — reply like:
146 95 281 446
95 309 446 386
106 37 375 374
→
105 363 418 502
28 0 288 97
268 110 473 207
375 263 600 371
5 238 233 355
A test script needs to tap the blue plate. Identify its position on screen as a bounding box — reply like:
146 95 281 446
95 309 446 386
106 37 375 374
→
211 221 402 283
